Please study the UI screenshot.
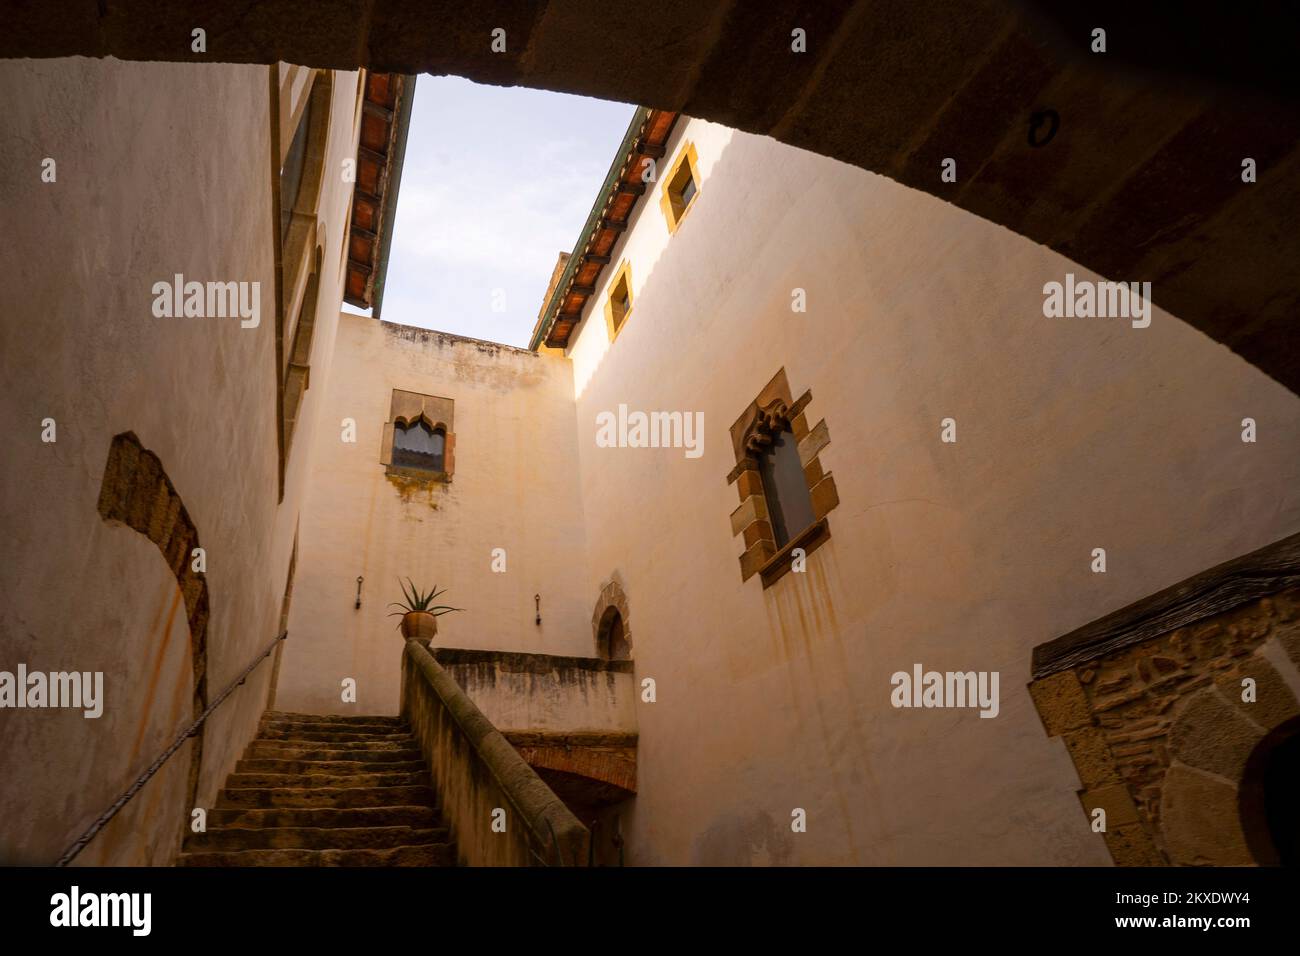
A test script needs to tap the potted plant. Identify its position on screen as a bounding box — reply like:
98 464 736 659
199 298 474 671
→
387 578 462 645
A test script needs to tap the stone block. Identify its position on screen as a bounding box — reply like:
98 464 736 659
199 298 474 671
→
729 494 768 537
1168 687 1264 780
1028 670 1093 736
1216 652 1300 732
736 469 763 500
1063 725 1121 787
797 418 829 467
739 538 776 582
1079 782 1139 828
1160 764 1252 866
810 474 839 520
742 519 775 550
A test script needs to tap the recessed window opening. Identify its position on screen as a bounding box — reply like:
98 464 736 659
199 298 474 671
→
758 429 815 548
607 264 633 337
392 418 446 473
597 606 631 661
661 141 701 234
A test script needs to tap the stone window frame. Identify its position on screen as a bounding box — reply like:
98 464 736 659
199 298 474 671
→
380 389 456 482
659 140 701 235
726 369 839 588
603 259 634 341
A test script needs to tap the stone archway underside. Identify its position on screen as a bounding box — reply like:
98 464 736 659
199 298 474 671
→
504 731 637 814
7 2 1300 395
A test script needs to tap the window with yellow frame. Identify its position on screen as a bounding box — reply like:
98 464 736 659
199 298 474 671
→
659 141 700 234
603 260 634 340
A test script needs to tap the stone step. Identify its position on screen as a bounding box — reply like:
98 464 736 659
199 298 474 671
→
261 717 410 736
247 739 421 756
256 728 417 744
216 784 437 810
179 711 455 866
227 770 429 790
186 825 450 852
177 843 456 867
206 805 442 830
236 757 429 776
264 711 405 727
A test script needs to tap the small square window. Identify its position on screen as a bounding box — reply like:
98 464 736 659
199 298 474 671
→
660 141 701 234
676 169 697 210
603 261 634 341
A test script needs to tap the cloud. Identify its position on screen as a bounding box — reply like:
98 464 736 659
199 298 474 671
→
379 76 635 347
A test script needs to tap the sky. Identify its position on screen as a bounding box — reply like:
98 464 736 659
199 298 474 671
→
346 75 636 348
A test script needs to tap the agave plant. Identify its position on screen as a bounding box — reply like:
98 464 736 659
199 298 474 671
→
386 578 462 627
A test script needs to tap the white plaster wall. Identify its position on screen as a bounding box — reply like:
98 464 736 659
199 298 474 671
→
276 318 593 716
439 658 637 734
0 58 360 864
563 118 1300 865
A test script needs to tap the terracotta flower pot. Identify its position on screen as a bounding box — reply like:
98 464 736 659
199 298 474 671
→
400 610 438 645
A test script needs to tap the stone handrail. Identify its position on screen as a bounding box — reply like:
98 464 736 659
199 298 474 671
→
400 638 589 866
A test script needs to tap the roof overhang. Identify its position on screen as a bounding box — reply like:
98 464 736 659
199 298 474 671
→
344 71 415 319
529 107 678 351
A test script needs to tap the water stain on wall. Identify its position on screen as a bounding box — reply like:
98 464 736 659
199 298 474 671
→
692 808 792 866
129 582 184 764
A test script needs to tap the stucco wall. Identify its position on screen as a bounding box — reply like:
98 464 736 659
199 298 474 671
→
561 118 1300 865
276 318 592 716
0 58 360 864
434 649 636 734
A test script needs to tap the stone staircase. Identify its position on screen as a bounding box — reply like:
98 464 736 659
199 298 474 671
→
178 711 455 866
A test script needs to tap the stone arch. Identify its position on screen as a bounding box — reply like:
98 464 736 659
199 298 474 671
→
1160 649 1300 865
96 431 209 811
592 573 632 660
393 411 449 434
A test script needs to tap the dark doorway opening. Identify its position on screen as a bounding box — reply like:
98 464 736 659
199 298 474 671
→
1240 716 1300 865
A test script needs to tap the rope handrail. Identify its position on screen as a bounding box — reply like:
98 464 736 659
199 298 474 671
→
53 630 288 867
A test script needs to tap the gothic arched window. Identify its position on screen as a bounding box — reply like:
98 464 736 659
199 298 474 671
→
757 428 815 548
381 390 456 481
727 369 839 587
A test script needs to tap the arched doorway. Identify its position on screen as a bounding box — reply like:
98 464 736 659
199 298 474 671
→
1240 717 1300 866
